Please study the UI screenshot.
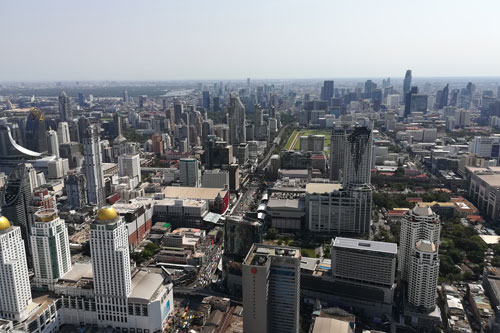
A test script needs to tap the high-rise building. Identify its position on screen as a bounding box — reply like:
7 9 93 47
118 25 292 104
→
408 240 440 312
46 129 60 158
0 216 32 322
77 92 85 107
179 158 199 187
403 70 412 102
57 122 71 144
399 205 441 312
202 91 210 110
329 126 351 181
90 207 132 325
331 237 397 303
410 94 428 113
59 91 72 121
30 209 71 290
123 90 129 103
118 154 141 183
1 164 32 255
343 126 373 187
242 244 300 333
25 107 48 153
65 171 87 209
82 125 105 207
322 80 334 105
228 94 246 145
404 86 418 118
438 83 449 109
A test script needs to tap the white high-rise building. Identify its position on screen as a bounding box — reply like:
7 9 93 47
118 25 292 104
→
118 154 141 183
83 125 105 207
399 205 441 312
408 240 440 312
242 244 300 333
30 209 72 290
57 122 71 144
179 158 199 187
46 129 60 158
90 207 132 326
59 91 72 121
0 216 32 322
399 205 441 281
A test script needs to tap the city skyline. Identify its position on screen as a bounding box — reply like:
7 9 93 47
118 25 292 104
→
1 0 500 81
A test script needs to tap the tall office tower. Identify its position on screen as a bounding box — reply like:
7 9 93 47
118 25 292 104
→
329 126 350 181
77 92 85 107
123 90 129 103
25 107 48 153
228 94 246 145
438 83 449 109
410 94 429 113
59 91 72 121
65 172 87 209
242 244 300 333
213 96 220 112
343 126 372 187
30 209 71 290
202 91 210 110
118 154 141 183
247 77 251 90
403 69 412 102
1 164 32 255
404 86 418 119
179 158 200 187
399 205 440 282
0 216 32 322
408 239 439 312
174 103 184 124
364 80 376 97
254 104 263 138
57 122 71 144
46 129 60 158
322 80 334 104
90 207 132 325
82 125 105 207
138 95 147 108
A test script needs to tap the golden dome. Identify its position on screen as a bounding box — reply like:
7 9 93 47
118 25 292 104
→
0 216 11 230
96 207 118 221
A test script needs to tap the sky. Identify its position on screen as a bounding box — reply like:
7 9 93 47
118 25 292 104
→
1 0 500 81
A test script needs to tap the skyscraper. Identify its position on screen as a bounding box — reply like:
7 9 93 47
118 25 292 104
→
77 92 85 107
399 205 441 312
322 80 334 105
25 107 48 153
59 91 72 121
228 94 246 145
0 216 32 322
82 125 105 207
90 207 132 325
179 158 200 187
202 91 210 110
329 126 351 181
404 86 418 118
343 126 373 187
438 83 449 109
1 164 32 256
30 209 72 290
403 69 412 102
242 244 300 333
57 121 71 144
65 171 87 209
123 90 129 103
46 129 60 158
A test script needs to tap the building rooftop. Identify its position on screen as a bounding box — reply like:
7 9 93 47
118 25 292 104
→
161 186 227 200
267 198 304 210
415 239 437 253
477 174 500 187
60 262 93 282
155 197 207 208
312 317 353 333
305 183 342 194
129 269 166 303
412 204 434 216
332 237 397 255
244 243 300 267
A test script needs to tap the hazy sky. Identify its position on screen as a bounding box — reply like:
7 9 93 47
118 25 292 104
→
1 0 500 81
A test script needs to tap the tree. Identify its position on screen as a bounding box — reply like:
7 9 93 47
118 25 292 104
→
265 228 279 240
492 256 500 267
394 167 405 177
467 251 485 265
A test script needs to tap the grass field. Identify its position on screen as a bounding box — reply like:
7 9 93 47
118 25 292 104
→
284 129 331 155
300 248 317 257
